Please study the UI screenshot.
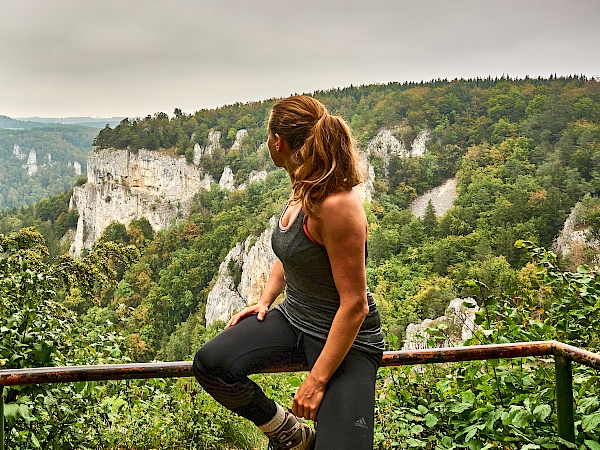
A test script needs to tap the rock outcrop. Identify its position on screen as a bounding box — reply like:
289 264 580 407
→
72 161 82 175
238 170 268 190
411 130 429 157
69 148 213 256
69 126 278 256
193 130 221 163
13 144 62 177
356 150 375 202
366 128 430 178
219 166 235 191
231 129 248 150
25 150 38 176
205 217 278 325
357 127 431 202
402 298 479 351
554 202 599 256
13 144 25 160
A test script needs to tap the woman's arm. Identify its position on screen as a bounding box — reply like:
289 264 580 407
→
226 258 286 328
292 189 369 421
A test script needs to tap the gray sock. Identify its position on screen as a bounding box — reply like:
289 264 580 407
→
258 403 287 435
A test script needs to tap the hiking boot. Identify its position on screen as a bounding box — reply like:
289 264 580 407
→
265 410 315 450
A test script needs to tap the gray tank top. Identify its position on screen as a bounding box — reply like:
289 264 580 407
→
272 204 385 354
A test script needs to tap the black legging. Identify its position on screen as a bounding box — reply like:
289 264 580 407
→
193 309 381 450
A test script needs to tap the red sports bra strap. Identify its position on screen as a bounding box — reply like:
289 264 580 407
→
302 214 325 247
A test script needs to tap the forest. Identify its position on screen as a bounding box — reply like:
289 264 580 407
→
2 75 600 449
0 124 96 209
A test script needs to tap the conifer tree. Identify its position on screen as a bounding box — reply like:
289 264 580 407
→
422 199 438 237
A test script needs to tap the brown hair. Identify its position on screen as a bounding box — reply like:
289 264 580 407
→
269 96 362 217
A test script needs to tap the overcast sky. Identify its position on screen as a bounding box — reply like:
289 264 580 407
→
1 0 598 119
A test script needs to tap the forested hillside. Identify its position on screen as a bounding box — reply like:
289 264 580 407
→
0 115 125 210
0 124 96 209
79 74 600 349
2 76 600 449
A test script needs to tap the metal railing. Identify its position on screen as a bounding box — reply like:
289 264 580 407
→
2 340 599 450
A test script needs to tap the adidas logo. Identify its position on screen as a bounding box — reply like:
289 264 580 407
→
354 417 368 429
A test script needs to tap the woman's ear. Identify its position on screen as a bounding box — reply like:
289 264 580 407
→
275 133 286 152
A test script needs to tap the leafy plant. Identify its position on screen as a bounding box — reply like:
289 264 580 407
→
1 227 138 449
373 242 600 449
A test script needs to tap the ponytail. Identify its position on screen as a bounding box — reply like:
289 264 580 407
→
269 96 362 218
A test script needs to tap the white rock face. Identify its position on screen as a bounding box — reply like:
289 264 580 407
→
410 178 458 218
402 298 479 351
70 148 213 256
411 130 430 157
231 129 248 150
554 202 599 256
247 170 267 185
193 130 222 164
193 143 203 163
13 144 25 160
207 130 221 152
368 129 408 178
366 127 430 179
73 161 82 176
205 217 278 325
356 149 374 202
25 150 38 176
238 170 268 190
219 166 235 190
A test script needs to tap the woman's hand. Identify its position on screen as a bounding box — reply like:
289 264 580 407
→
225 303 270 329
226 259 285 329
292 373 327 421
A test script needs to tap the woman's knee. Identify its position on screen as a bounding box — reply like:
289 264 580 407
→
193 342 230 382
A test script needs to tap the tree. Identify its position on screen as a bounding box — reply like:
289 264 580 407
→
422 199 438 236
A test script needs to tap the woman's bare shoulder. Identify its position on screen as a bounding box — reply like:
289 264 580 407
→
317 189 366 236
319 188 363 214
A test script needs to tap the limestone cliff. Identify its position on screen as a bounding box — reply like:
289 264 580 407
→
70 127 275 256
205 217 278 325
231 129 248 150
70 148 213 256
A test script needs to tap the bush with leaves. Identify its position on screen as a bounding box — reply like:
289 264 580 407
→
1 227 138 449
373 241 600 449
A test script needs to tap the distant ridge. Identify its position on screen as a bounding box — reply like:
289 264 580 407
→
0 115 125 129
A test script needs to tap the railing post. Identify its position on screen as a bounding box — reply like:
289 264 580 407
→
1 385 5 450
555 354 575 449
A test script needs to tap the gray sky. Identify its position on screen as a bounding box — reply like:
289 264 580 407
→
1 0 598 119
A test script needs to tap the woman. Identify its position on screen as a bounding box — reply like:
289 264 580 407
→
193 95 384 450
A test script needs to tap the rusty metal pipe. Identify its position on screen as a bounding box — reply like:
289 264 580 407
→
3 341 598 388
1 339 598 450
381 340 556 366
552 341 600 369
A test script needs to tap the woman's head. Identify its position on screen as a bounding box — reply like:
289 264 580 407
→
268 95 362 216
